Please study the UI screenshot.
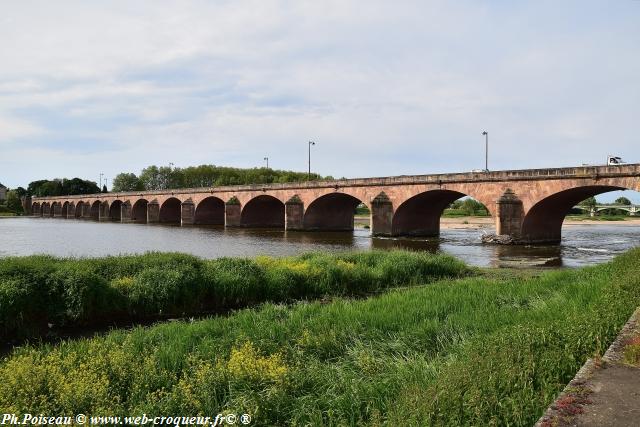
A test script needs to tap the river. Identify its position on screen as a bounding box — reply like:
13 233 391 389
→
1 217 639 268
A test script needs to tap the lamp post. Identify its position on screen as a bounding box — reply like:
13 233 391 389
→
99 173 104 189
264 157 269 169
308 141 315 180
482 131 488 172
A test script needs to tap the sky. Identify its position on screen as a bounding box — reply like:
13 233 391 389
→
1 1 639 201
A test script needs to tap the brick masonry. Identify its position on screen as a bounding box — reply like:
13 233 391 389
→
31 164 640 243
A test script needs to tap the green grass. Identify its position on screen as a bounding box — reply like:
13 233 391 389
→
0 250 469 341
441 209 490 217
1 249 639 425
565 214 632 221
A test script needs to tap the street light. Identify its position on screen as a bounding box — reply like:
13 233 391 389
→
264 157 269 169
308 141 316 180
99 172 104 189
482 131 488 172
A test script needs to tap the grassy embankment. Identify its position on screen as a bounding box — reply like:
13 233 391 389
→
0 205 17 217
0 249 639 425
0 251 468 341
565 214 634 221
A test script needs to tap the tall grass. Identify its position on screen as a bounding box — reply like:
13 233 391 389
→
0 250 469 341
1 249 639 425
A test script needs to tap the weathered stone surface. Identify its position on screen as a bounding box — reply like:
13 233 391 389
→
147 200 160 223
496 188 524 238
181 199 195 226
121 201 132 223
371 192 393 236
285 196 304 231
225 203 241 227
67 202 76 219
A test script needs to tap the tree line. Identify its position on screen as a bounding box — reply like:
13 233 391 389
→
111 164 331 192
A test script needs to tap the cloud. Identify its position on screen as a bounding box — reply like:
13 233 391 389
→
0 0 638 205
0 114 44 141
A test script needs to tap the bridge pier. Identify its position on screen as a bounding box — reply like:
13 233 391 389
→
121 202 132 223
495 189 524 240
147 200 160 223
285 197 304 230
181 199 195 226
225 199 241 227
370 192 393 236
21 196 32 215
53 203 63 218
99 202 110 221
42 204 50 217
82 203 92 219
67 203 76 219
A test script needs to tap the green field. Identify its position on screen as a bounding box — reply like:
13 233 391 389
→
1 249 639 425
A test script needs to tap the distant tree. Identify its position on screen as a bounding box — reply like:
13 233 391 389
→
130 164 329 190
449 200 463 210
13 187 27 198
27 180 49 196
139 166 163 190
102 185 108 193
460 198 489 216
27 178 99 196
614 196 631 205
579 196 597 208
61 178 100 195
5 191 24 214
112 173 145 192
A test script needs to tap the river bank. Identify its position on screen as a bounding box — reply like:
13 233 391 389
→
1 249 638 424
355 215 640 230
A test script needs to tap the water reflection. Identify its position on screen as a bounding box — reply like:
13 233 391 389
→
0 217 639 268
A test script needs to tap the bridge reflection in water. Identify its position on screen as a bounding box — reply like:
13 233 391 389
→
2 217 639 268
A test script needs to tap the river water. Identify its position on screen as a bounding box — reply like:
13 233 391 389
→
1 217 639 268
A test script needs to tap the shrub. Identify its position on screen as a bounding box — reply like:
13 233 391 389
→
0 250 469 341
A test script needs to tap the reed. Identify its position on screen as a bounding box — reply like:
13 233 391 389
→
0 250 469 341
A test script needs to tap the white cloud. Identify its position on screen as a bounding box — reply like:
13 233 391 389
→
0 114 44 141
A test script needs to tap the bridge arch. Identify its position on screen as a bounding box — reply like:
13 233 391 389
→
391 190 489 236
241 195 285 228
195 196 225 225
303 192 363 231
160 197 182 224
131 199 148 223
521 185 625 243
109 200 123 221
32 202 41 216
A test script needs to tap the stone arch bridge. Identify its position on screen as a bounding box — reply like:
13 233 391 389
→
30 164 640 244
